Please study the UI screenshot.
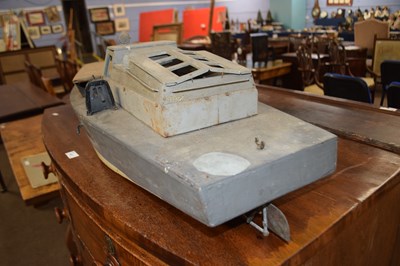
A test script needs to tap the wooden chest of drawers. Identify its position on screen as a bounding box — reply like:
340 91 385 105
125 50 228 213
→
42 86 400 265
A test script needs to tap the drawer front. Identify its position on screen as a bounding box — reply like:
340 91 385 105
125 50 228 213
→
61 181 165 266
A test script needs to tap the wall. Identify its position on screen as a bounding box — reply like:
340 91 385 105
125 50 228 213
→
0 0 66 48
84 0 268 45
270 0 307 30
1 0 269 50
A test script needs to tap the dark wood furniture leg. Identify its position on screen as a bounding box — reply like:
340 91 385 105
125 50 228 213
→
0 170 7 192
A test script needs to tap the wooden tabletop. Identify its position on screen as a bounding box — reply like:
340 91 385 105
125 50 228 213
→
0 82 64 123
258 85 400 154
42 94 400 264
1 114 60 205
252 62 292 82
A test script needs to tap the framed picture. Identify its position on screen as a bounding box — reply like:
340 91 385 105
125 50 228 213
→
95 21 115 35
44 6 61 23
51 24 64 34
26 11 46 26
28 26 40 39
40 25 51 35
113 4 126 17
89 7 110 22
327 0 352 6
115 18 130 32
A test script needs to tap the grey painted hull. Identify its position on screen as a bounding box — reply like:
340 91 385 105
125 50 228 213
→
70 88 337 227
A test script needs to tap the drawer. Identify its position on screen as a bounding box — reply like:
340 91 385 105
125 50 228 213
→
61 181 166 266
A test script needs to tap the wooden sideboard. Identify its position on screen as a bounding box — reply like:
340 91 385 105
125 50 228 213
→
42 86 400 265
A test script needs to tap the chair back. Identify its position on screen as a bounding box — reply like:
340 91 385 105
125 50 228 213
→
296 44 322 88
250 32 269 67
325 40 348 75
323 73 372 103
288 34 308 52
372 39 400 76
387 82 400 108
210 31 232 60
354 19 389 56
24 60 37 86
381 60 400 88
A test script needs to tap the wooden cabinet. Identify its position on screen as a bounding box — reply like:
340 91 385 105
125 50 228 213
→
42 86 400 265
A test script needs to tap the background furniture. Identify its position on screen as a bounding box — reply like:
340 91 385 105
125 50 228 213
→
0 46 59 85
42 87 400 264
139 9 177 42
250 32 270 67
380 60 400 106
296 44 324 95
152 23 183 44
251 62 292 84
354 19 389 56
210 31 232 60
323 73 373 104
0 115 60 205
370 39 400 79
0 171 6 192
0 82 63 123
387 82 400 109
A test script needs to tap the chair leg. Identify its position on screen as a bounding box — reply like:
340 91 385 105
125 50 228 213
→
0 171 7 192
380 88 386 106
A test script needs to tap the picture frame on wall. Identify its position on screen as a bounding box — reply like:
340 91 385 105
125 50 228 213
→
28 26 40 39
113 4 126 17
95 21 115 35
89 7 110 22
40 25 51 35
327 0 352 6
52 24 64 33
44 5 61 23
26 11 46 26
115 18 130 32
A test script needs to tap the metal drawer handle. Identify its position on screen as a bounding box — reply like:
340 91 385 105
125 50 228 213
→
41 161 55 179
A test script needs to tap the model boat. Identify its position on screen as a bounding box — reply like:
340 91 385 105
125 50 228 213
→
70 41 337 227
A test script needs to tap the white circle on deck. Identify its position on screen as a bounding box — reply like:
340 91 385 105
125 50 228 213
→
193 152 250 176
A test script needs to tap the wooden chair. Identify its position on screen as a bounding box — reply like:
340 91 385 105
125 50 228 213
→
64 59 78 92
354 19 390 56
24 60 40 87
381 61 400 106
296 44 324 95
55 56 78 92
369 39 400 78
323 41 375 89
387 82 400 108
323 73 373 104
250 32 271 68
31 64 66 97
210 31 232 60
55 56 68 90
288 34 309 52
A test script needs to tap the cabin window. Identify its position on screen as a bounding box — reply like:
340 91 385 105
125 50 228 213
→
172 65 197 76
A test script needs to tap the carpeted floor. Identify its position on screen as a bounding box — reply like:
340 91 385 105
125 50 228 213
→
0 142 69 266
